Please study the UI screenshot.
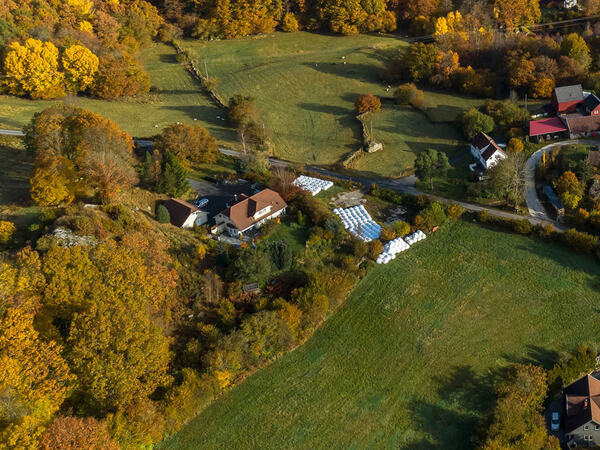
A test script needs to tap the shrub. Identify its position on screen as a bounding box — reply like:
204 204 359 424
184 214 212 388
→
394 83 425 108
446 204 465 220
394 220 411 236
368 240 383 260
477 210 490 223
548 344 597 392
380 226 396 241
507 138 524 153
460 108 495 140
562 229 598 254
355 94 381 114
575 208 590 226
156 204 170 224
512 219 532 235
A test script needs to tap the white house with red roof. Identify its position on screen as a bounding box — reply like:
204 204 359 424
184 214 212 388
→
470 132 507 170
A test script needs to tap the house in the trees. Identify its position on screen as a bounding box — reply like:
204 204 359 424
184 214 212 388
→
552 84 585 114
470 132 507 170
212 188 287 237
564 374 600 447
585 94 600 116
163 198 208 228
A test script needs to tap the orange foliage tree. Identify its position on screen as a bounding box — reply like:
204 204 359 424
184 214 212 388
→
39 416 118 450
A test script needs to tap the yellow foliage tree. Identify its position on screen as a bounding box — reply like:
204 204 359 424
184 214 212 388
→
0 221 16 245
67 0 93 17
62 45 99 93
30 167 74 207
0 307 72 449
2 39 65 99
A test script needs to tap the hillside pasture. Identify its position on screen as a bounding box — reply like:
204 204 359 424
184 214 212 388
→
180 32 475 170
160 221 600 449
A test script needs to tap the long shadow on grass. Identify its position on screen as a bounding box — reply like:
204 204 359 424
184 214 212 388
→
302 62 381 83
0 145 33 205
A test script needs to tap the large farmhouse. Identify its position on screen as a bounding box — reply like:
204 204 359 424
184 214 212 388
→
563 374 600 447
470 132 506 170
530 85 600 142
213 189 287 237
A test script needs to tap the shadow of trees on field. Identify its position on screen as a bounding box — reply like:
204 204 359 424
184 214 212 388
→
159 52 178 64
0 145 33 205
298 102 350 116
303 62 380 83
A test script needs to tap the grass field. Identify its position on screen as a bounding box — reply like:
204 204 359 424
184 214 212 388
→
352 106 464 178
0 44 237 142
180 32 479 168
160 221 600 449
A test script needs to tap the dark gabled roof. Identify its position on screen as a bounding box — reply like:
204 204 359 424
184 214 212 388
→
163 198 198 227
543 185 564 212
564 374 600 433
473 132 496 151
585 94 600 112
554 84 584 104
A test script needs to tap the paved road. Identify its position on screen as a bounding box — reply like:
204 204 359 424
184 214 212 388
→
0 129 24 137
0 129 565 229
524 139 600 224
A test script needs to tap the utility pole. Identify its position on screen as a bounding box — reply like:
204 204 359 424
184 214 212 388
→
204 60 209 79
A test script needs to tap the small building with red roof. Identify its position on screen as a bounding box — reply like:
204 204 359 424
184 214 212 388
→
529 116 569 142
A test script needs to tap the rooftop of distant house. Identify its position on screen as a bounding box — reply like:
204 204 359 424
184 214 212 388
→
554 84 584 104
529 116 568 137
163 198 199 227
564 374 600 433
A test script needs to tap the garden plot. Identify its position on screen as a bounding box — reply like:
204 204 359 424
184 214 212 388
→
334 205 381 242
293 175 334 196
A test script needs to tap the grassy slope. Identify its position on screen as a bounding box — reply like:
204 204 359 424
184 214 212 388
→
181 32 478 169
0 44 237 142
160 221 600 449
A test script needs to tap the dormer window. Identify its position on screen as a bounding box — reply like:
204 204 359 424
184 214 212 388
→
254 206 272 219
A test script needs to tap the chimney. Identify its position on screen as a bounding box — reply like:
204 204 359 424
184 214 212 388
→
585 398 590 409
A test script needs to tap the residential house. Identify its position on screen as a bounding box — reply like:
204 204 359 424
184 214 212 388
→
552 84 584 114
470 132 507 170
529 116 569 143
163 198 208 228
585 94 600 116
564 374 600 447
213 189 287 237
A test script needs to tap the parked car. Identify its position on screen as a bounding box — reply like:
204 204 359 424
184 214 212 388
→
194 198 209 208
551 412 560 431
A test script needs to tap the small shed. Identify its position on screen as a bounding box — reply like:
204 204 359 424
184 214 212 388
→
242 283 260 295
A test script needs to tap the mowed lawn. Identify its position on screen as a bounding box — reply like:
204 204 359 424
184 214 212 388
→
160 221 600 449
181 32 478 168
0 44 236 142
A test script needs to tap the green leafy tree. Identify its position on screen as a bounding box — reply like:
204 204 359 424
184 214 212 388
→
415 149 451 190
156 151 189 197
460 109 495 140
486 153 527 208
561 33 592 70
402 43 438 82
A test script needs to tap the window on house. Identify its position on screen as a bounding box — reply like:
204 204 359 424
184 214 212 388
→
585 425 590 430
596 425 600 431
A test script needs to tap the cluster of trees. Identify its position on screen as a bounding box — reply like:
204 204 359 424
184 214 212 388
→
0 0 164 99
538 145 600 231
228 95 271 153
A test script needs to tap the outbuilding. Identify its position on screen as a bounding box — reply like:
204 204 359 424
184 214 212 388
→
163 199 208 228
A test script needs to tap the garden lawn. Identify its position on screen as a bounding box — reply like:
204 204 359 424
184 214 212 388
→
0 44 237 143
180 32 476 169
160 221 600 449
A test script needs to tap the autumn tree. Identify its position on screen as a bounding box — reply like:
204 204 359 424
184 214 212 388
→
394 83 425 108
30 165 74 207
62 45 99 93
555 170 584 210
355 94 381 114
507 138 524 153
155 123 218 166
529 77 555 99
2 38 65 99
0 307 72 449
494 0 541 29
90 53 150 99
67 294 171 415
0 221 16 245
39 416 118 450
561 33 592 70
506 51 536 89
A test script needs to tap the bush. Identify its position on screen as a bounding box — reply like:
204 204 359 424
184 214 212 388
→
368 240 383 260
477 210 490 223
394 83 425 108
548 344 597 392
355 94 381 114
512 219 532 235
156 205 170 224
507 138 524 153
394 220 411 236
460 108 495 140
446 204 465 220
562 229 598 254
380 226 396 241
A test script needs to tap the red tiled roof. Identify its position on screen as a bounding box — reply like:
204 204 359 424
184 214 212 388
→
529 117 568 136
221 189 287 232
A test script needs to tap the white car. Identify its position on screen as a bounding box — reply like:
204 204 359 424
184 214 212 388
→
551 412 560 431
